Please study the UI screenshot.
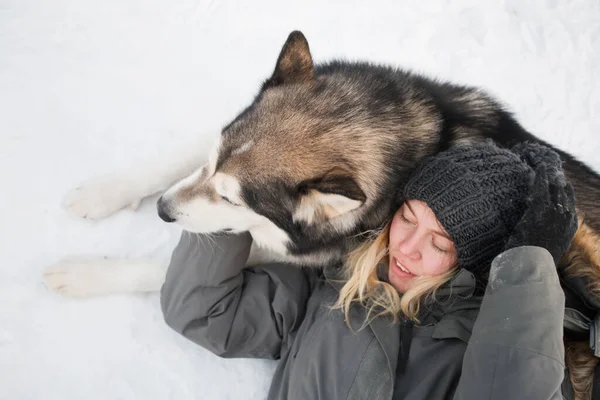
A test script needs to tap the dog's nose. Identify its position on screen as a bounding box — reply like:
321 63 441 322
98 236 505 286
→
156 197 176 223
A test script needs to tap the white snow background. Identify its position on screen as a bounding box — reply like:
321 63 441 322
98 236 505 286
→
1 0 599 399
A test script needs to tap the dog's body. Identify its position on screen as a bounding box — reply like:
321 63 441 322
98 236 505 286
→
45 31 600 397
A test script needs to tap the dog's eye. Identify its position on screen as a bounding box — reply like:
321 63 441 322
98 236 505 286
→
221 196 238 206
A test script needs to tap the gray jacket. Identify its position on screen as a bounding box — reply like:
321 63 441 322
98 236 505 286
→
160 231 566 400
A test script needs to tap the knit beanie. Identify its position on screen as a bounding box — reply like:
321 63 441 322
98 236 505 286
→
401 140 562 287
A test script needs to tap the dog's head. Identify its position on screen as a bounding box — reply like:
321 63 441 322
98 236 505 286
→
157 31 440 264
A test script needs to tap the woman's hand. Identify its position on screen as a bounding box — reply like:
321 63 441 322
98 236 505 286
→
504 161 578 264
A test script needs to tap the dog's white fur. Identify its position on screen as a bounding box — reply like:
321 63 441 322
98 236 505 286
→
44 138 292 297
45 147 196 297
293 191 363 225
44 257 168 297
62 139 209 220
159 159 293 252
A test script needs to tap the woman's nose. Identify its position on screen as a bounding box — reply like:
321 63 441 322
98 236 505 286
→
398 232 422 260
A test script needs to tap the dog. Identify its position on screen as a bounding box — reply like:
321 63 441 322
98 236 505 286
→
44 31 600 398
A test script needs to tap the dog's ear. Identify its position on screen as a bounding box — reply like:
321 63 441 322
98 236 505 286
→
294 167 366 225
265 31 314 87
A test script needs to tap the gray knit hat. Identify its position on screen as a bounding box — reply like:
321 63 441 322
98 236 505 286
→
402 140 561 286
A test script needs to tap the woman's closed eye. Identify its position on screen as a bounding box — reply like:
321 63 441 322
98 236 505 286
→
399 213 416 225
431 236 453 254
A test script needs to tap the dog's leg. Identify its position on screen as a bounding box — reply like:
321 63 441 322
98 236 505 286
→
43 242 280 298
63 138 211 220
43 257 168 297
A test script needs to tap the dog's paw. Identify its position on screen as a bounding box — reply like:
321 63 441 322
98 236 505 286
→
43 257 126 298
43 257 166 297
63 175 143 220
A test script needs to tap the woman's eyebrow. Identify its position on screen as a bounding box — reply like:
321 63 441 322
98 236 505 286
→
407 201 452 240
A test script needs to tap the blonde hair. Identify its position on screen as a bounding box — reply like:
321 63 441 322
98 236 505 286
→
332 222 457 328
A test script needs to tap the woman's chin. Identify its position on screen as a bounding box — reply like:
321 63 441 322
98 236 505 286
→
388 268 414 293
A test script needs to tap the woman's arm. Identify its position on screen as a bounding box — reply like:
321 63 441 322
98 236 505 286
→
453 246 566 400
454 145 579 399
160 231 316 359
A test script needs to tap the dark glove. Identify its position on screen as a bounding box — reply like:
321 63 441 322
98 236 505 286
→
504 162 578 264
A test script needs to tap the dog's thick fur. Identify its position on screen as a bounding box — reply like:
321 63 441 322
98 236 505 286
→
45 31 600 398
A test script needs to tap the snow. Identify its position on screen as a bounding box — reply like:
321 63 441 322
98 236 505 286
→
1 0 599 399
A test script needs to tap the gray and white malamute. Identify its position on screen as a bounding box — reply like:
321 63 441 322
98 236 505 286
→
44 31 600 396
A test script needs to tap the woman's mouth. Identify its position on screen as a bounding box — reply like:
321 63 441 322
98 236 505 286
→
393 258 415 276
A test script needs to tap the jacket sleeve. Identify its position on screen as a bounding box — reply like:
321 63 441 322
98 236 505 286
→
160 231 316 359
453 246 566 400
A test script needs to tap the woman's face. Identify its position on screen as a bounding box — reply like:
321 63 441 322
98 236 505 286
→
388 200 457 293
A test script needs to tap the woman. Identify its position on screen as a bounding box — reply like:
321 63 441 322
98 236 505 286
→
160 140 578 399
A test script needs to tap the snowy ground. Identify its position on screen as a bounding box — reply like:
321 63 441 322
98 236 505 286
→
1 1 599 399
